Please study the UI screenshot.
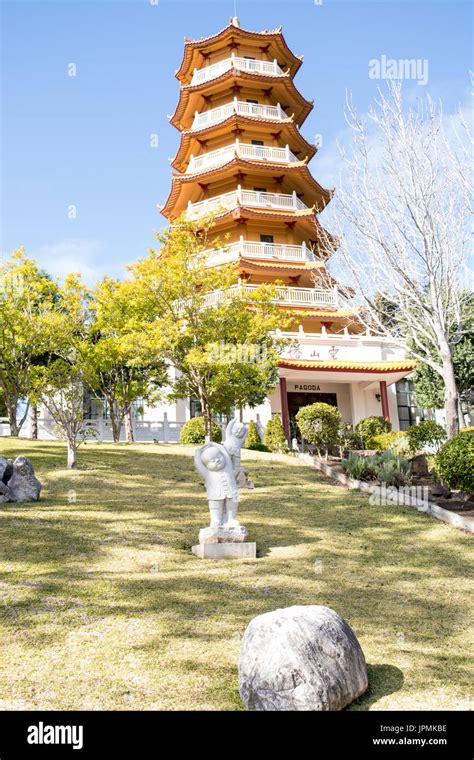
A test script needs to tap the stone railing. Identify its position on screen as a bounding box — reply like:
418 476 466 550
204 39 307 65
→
200 239 316 266
191 55 284 85
188 140 298 173
186 186 308 218
192 99 286 130
197 284 339 309
12 416 186 443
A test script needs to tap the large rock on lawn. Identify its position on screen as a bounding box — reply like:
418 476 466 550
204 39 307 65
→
2 457 41 502
238 605 368 711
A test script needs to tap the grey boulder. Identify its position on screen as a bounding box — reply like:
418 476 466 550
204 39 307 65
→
0 456 41 502
238 605 368 711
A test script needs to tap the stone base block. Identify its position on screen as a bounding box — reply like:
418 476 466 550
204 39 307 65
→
199 525 249 544
192 542 257 559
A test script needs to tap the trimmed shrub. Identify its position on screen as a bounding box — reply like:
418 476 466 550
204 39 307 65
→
406 420 446 454
436 431 474 493
264 416 288 453
365 431 408 454
245 420 268 451
296 402 342 458
180 416 222 445
355 416 391 445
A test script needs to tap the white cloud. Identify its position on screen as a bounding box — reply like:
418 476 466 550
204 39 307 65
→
29 239 123 285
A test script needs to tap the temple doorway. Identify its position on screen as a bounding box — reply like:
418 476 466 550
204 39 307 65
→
287 392 338 441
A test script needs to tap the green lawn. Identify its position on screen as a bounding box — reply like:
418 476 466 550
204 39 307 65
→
0 438 472 711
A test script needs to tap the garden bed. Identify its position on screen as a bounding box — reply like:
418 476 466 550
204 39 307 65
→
298 453 474 534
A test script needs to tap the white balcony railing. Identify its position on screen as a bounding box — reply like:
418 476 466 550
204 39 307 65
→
186 187 308 219
188 140 298 173
192 99 286 130
191 55 284 85
199 239 317 266
200 284 339 309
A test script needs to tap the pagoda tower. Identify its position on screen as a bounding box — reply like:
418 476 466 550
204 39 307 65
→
160 18 415 439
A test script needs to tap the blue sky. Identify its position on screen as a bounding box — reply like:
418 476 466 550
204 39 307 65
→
1 0 472 283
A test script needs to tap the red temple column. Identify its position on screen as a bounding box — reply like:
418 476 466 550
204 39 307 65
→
380 380 390 422
279 376 290 441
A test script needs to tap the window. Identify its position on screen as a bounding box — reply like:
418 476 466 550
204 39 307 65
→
396 379 431 430
251 139 265 158
260 234 274 243
246 99 258 104
254 187 267 193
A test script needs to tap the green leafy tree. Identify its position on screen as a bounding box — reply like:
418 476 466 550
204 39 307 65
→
30 275 92 468
0 387 6 417
296 402 342 458
0 250 58 435
128 214 289 441
413 333 474 413
85 278 168 443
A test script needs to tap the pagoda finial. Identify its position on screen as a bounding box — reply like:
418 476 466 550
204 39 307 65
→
230 16 240 27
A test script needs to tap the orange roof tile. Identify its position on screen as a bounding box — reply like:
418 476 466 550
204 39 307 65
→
279 359 417 373
170 69 313 130
175 23 303 82
172 115 317 171
239 258 324 271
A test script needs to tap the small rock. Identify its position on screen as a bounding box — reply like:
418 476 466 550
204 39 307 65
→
430 483 451 498
238 605 368 711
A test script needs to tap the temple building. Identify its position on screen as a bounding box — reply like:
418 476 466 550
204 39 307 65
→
155 18 415 441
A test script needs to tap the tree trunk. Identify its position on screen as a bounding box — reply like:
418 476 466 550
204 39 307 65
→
124 408 135 443
202 400 213 443
67 440 77 469
442 355 460 439
108 403 122 443
7 399 19 436
29 403 38 439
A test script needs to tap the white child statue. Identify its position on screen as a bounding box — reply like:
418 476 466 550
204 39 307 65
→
194 442 240 531
224 418 255 489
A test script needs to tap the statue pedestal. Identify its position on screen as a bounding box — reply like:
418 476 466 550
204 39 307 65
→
192 524 256 559
192 542 257 559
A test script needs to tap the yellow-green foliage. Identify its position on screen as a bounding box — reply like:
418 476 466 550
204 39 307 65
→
355 416 391 443
179 416 222 444
244 420 267 451
365 431 408 453
263 415 288 452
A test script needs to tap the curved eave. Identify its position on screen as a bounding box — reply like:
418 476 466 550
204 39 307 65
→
239 258 324 273
170 69 313 130
279 359 417 373
175 24 303 83
161 158 332 219
162 200 316 224
171 114 317 172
